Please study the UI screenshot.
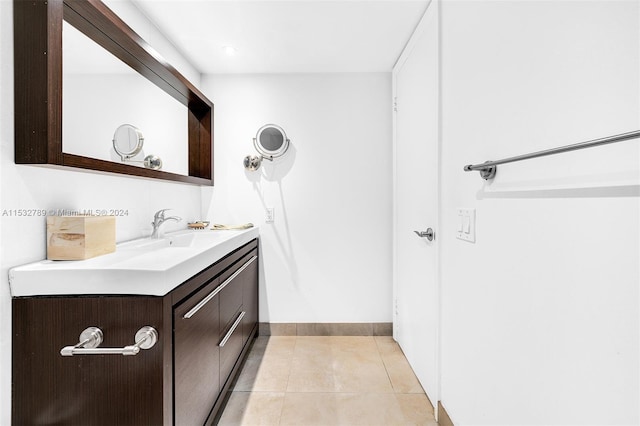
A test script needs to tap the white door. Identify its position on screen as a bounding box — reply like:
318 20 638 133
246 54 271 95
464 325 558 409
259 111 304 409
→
392 0 439 406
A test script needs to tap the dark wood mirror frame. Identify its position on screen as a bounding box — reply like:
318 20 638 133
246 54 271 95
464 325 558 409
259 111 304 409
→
14 0 213 185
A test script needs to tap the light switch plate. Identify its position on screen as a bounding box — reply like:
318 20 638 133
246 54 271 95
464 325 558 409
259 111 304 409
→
456 208 476 243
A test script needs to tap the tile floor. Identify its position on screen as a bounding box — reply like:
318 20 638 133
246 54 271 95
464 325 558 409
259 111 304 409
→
217 336 438 426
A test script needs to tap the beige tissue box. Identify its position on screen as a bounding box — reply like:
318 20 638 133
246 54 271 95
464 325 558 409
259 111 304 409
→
46 216 116 260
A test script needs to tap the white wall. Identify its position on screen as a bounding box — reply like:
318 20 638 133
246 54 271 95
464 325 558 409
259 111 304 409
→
202 73 393 323
0 2 203 423
439 1 639 425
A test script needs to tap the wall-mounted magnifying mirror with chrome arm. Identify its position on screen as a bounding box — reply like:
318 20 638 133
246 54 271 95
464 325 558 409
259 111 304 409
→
244 124 291 171
112 124 163 170
113 124 144 161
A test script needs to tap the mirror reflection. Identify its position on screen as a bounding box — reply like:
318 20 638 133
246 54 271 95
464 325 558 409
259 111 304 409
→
112 124 163 170
259 128 285 151
62 21 188 175
112 124 144 160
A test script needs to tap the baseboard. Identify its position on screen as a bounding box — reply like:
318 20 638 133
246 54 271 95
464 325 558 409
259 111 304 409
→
259 322 393 336
437 401 454 426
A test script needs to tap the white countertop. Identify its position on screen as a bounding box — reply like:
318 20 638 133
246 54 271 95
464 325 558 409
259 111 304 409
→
9 227 259 297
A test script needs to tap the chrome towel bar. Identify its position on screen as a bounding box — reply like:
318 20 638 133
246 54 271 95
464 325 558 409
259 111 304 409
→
464 130 640 180
60 326 158 356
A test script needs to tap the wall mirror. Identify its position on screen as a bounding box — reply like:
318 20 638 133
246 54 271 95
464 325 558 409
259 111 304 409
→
62 22 187 175
14 0 213 185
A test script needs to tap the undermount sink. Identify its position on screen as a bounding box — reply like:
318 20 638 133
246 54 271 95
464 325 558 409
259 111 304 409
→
167 232 197 247
120 231 211 250
9 227 260 297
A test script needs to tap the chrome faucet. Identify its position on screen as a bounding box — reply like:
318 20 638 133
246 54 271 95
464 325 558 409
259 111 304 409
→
151 209 182 238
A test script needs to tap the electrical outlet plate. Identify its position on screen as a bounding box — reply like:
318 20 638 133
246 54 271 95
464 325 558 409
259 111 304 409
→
265 207 274 223
456 208 476 243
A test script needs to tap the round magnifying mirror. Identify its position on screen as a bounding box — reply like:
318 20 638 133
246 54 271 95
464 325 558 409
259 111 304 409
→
113 124 144 161
253 124 290 160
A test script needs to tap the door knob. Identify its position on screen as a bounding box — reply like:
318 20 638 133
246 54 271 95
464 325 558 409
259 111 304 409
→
413 228 435 241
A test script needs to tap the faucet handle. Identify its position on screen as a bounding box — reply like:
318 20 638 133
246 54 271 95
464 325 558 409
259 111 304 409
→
154 208 171 219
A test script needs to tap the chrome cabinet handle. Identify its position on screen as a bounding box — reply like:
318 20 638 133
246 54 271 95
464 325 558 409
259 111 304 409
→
219 311 245 348
413 228 435 241
60 326 158 356
183 255 257 319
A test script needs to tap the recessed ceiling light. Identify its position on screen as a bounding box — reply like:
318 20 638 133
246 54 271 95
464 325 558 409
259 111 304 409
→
222 46 237 56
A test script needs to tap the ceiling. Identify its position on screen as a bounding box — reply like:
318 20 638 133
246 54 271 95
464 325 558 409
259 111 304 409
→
132 0 430 74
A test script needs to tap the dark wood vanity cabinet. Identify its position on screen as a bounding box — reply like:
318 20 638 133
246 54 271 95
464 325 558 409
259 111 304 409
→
12 239 259 426
173 277 222 426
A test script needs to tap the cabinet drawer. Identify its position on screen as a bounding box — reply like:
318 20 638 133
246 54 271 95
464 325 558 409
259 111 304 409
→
217 252 257 384
219 275 243 333
218 251 257 333
174 278 221 426
241 249 259 345
219 308 245 383
218 281 243 383
219 248 259 346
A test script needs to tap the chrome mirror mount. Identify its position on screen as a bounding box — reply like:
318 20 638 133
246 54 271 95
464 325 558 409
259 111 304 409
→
243 154 262 171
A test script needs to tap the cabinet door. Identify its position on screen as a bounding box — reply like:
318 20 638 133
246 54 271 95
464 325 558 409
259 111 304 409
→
242 250 259 344
12 297 165 425
174 278 221 426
